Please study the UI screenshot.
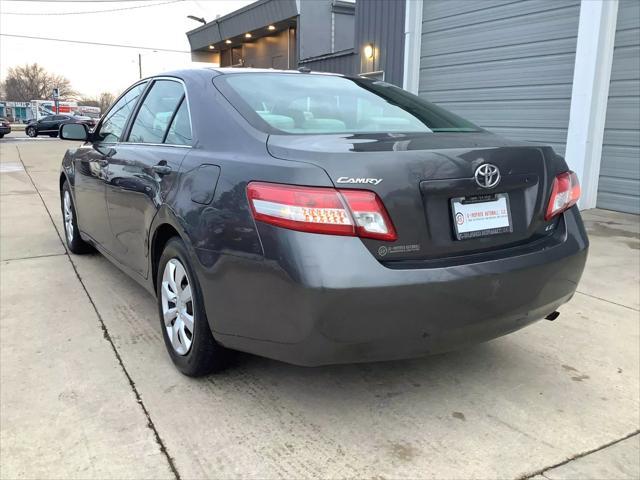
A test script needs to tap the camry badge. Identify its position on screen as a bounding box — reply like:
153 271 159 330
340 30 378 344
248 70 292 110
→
474 164 500 189
336 177 383 185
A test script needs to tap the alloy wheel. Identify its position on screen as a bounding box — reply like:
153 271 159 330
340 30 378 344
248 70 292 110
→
63 190 74 242
161 258 195 355
27 127 36 137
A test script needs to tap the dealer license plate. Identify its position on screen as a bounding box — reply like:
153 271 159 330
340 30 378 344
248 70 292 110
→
451 193 513 240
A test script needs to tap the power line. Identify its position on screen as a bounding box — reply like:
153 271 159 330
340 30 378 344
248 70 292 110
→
2 0 183 15
0 33 190 53
5 1 157 2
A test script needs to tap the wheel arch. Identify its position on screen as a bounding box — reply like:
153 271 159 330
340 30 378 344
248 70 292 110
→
149 206 193 293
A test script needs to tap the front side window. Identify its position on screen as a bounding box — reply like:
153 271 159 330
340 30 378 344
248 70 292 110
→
215 73 480 135
97 82 147 143
128 80 184 144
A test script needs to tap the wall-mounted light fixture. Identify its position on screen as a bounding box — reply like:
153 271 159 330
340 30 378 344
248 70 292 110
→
363 44 374 60
245 32 252 39
267 25 276 31
208 45 215 50
225 39 232 44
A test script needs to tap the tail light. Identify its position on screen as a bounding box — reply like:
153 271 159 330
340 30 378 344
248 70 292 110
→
545 171 580 220
246 182 397 241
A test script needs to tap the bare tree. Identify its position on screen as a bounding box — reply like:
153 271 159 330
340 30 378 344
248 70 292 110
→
2 63 75 102
98 92 115 113
77 97 100 107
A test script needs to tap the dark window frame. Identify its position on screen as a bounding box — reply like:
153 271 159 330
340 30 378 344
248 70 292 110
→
124 78 190 146
93 80 149 144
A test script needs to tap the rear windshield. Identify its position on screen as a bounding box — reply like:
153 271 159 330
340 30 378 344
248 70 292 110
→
214 73 481 135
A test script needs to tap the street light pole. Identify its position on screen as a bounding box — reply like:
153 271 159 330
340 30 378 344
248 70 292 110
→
138 53 142 79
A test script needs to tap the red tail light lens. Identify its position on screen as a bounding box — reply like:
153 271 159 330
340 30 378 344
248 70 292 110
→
545 171 581 220
246 182 397 241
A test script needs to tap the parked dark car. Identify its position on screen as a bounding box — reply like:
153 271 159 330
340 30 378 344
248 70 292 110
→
26 114 95 138
58 69 588 376
0 117 11 138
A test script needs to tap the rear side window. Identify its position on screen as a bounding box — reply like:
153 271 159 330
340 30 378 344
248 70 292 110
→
128 80 184 144
98 82 147 143
164 99 192 145
215 73 480 135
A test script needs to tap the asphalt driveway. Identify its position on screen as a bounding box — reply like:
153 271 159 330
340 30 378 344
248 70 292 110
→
1 138 638 479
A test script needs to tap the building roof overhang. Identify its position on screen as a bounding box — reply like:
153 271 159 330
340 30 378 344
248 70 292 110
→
186 0 299 52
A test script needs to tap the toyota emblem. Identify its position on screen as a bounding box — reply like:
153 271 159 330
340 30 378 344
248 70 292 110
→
474 163 501 189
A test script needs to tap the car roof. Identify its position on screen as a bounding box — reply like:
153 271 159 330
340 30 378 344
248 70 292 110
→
148 67 344 81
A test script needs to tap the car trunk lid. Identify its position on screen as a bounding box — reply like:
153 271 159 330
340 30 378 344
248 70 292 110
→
267 131 562 263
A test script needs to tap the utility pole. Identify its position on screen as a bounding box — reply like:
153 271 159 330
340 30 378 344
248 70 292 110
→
138 53 142 79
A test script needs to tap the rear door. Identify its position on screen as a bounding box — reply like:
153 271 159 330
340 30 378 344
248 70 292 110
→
105 78 191 277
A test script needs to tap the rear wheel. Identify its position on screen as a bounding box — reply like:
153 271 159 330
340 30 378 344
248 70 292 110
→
157 237 228 376
61 181 93 254
26 126 37 137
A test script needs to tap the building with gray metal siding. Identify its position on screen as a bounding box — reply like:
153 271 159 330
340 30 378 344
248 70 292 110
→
185 0 356 71
409 0 638 214
186 0 639 214
419 0 581 157
598 0 640 213
353 0 405 85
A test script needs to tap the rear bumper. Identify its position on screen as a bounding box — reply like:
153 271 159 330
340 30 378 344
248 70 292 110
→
0 126 11 134
199 207 588 366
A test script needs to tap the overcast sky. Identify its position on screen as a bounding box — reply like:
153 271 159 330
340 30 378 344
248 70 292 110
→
0 0 251 98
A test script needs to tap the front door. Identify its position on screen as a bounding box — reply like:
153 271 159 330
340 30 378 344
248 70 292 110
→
73 81 148 250
105 79 191 277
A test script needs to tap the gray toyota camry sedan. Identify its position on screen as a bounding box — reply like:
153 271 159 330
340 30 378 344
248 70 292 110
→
58 68 588 376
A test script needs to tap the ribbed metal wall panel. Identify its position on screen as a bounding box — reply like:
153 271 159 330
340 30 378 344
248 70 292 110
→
419 0 580 156
597 0 640 214
298 50 357 76
354 0 406 86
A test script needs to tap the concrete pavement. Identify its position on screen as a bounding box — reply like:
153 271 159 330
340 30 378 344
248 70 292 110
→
1 138 638 479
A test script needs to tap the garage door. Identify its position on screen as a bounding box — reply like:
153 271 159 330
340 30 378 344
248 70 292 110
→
419 0 581 156
597 0 640 214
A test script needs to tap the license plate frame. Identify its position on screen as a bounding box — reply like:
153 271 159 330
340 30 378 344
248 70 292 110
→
450 193 513 240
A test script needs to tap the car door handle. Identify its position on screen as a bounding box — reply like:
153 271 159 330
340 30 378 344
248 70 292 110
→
152 164 172 175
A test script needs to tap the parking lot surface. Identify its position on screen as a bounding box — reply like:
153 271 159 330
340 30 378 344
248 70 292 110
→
1 138 638 479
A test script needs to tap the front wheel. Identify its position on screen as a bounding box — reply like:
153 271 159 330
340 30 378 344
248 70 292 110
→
157 237 228 376
26 127 37 137
61 181 93 254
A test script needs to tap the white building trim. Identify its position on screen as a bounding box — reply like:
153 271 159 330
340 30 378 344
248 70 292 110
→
565 0 619 209
403 0 423 94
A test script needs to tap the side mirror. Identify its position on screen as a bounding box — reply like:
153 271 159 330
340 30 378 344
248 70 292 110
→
60 123 89 141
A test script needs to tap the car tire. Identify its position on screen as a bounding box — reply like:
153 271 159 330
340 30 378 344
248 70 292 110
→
26 127 37 137
61 181 93 254
49 133 58 138
157 237 228 376
0 134 4 139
